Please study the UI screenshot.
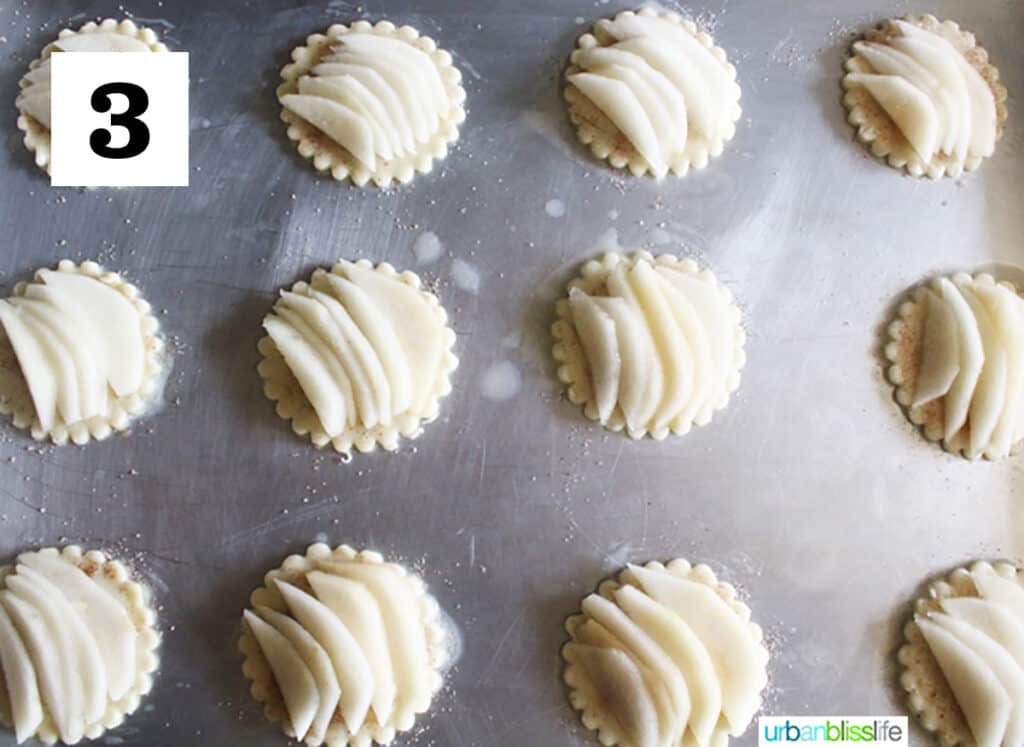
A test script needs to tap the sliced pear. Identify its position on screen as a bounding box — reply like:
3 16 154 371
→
971 283 1023 458
337 262 443 415
53 32 150 53
279 93 376 168
298 76 395 161
244 610 318 741
307 571 396 725
654 271 713 430
0 591 80 743
581 593 689 747
568 72 668 177
0 301 58 431
844 73 939 160
607 264 664 431
937 278 984 442
274 580 372 735
278 292 381 429
263 315 348 437
628 564 765 735
592 296 656 434
569 288 622 424
311 64 416 153
941 597 1024 671
316 561 431 720
974 573 1024 625
616 584 721 747
565 642 660 747
0 602 43 744
317 272 412 418
917 615 1011 747
254 605 339 745
35 270 144 397
18 553 135 700
913 289 960 408
956 283 1007 457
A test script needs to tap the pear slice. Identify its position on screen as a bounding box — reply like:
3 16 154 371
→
35 270 145 398
569 288 622 425
307 571 396 725
0 301 58 431
974 573 1024 626
654 271 713 431
254 605 339 746
592 296 655 434
278 292 381 429
316 561 432 723
53 32 151 53
845 73 939 160
628 261 694 433
18 553 135 700
565 642 660 747
970 284 1023 458
244 610 318 741
279 94 376 168
568 72 668 177
316 273 412 418
311 64 416 153
607 264 664 433
274 580 372 735
941 597 1024 671
937 278 984 442
336 262 443 416
0 591 81 743
296 76 394 161
628 565 765 735
581 593 689 747
0 603 43 744
956 283 1007 457
916 615 1011 747
616 584 721 747
913 289 960 408
264 315 348 437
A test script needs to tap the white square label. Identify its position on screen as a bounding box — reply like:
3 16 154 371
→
50 52 189 187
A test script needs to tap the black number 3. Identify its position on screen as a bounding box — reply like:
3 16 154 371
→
89 82 150 159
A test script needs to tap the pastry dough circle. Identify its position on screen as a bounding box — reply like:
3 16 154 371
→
562 559 769 747
842 15 1007 179
0 546 160 745
0 260 165 446
277 20 467 187
885 272 1024 461
552 250 745 439
564 7 742 178
239 543 449 747
899 561 1024 747
15 18 168 175
257 260 458 455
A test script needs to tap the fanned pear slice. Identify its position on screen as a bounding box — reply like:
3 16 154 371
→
592 296 655 434
956 283 1008 458
244 610 319 742
653 271 712 431
914 289 961 408
974 574 1024 626
971 283 1024 458
628 564 765 735
845 73 939 160
937 278 984 443
941 597 1024 670
566 642 660 747
0 603 43 743
0 301 58 431
274 580 372 735
297 76 395 161
280 94 376 168
307 570 397 726
615 584 722 747
54 32 150 53
916 615 1011 747
254 605 340 746
569 288 621 425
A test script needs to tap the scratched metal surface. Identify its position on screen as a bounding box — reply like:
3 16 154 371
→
0 0 1021 745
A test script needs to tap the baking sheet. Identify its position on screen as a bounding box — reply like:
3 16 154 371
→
0 0 1022 745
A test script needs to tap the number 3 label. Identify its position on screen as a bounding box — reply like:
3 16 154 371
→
50 52 189 187
90 82 151 159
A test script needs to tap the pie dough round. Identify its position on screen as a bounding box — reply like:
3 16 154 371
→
899 561 1024 747
0 260 166 446
239 543 450 747
552 251 745 439
885 272 1024 460
562 559 769 747
564 8 742 179
15 18 168 175
257 259 458 455
0 546 160 745
842 15 1007 179
277 20 467 187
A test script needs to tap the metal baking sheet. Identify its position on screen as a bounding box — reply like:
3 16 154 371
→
0 0 1021 745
